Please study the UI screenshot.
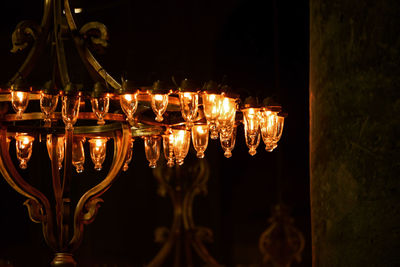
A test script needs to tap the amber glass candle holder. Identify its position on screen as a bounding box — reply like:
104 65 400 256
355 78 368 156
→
143 136 161 168
15 133 34 169
179 92 198 127
11 91 29 119
191 124 209 158
172 129 190 165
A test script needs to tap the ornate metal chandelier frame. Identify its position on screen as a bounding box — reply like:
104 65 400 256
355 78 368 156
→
0 0 285 266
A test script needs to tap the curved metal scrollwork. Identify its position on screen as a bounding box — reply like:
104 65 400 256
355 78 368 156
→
80 21 109 53
10 20 41 53
149 159 222 267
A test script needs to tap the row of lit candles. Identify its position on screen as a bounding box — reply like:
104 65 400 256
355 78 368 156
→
10 107 283 171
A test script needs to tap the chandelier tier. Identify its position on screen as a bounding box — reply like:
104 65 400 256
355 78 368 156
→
0 0 285 266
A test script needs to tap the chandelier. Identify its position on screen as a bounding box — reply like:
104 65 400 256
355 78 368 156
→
0 0 285 266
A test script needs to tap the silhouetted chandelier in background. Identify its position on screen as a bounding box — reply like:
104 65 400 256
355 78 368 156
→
0 0 285 266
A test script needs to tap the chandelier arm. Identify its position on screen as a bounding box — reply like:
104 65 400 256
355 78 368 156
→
63 0 121 89
50 134 64 249
0 128 57 250
9 0 53 85
54 0 70 87
68 123 130 251
146 181 182 267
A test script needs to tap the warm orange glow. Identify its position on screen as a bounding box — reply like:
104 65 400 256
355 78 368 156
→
179 92 198 127
191 125 209 158
151 93 168 122
217 97 237 140
15 133 34 169
220 126 237 158
123 94 133 101
120 93 138 122
242 108 261 156
260 110 279 151
202 93 222 139
89 137 108 171
40 93 59 124
162 133 175 167
91 95 110 125
46 135 65 170
61 95 81 130
143 136 161 168
172 129 190 165
11 91 29 119
72 137 85 173
154 94 163 101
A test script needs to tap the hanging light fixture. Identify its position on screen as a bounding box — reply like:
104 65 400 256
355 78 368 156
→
143 136 161 168
40 81 59 126
91 82 110 125
191 124 209 158
150 80 170 122
172 129 191 165
201 81 222 140
88 137 109 171
0 1 286 265
14 133 34 169
242 107 261 156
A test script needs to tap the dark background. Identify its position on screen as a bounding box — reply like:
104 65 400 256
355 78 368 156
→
0 0 309 266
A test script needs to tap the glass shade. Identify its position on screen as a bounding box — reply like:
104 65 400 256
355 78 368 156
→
162 133 175 167
172 129 190 165
120 93 138 122
72 136 85 173
15 133 34 169
40 93 58 125
89 137 108 171
151 94 168 122
179 92 198 127
91 95 110 125
243 108 261 156
217 96 236 140
62 95 80 130
202 93 222 139
143 136 161 168
123 139 135 172
46 135 65 170
191 124 209 158
11 91 29 119
260 110 278 152
271 115 285 151
220 126 237 158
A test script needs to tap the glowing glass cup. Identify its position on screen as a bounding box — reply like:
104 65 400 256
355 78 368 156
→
220 126 237 158
62 95 80 130
151 94 168 122
120 93 138 123
11 91 29 119
40 93 58 125
243 108 261 156
89 137 108 171
191 124 209 158
202 93 222 139
143 136 161 168
162 133 175 168
217 96 236 140
46 135 65 170
91 95 110 125
179 92 198 127
72 137 85 173
15 133 34 169
172 129 191 165
259 110 278 151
